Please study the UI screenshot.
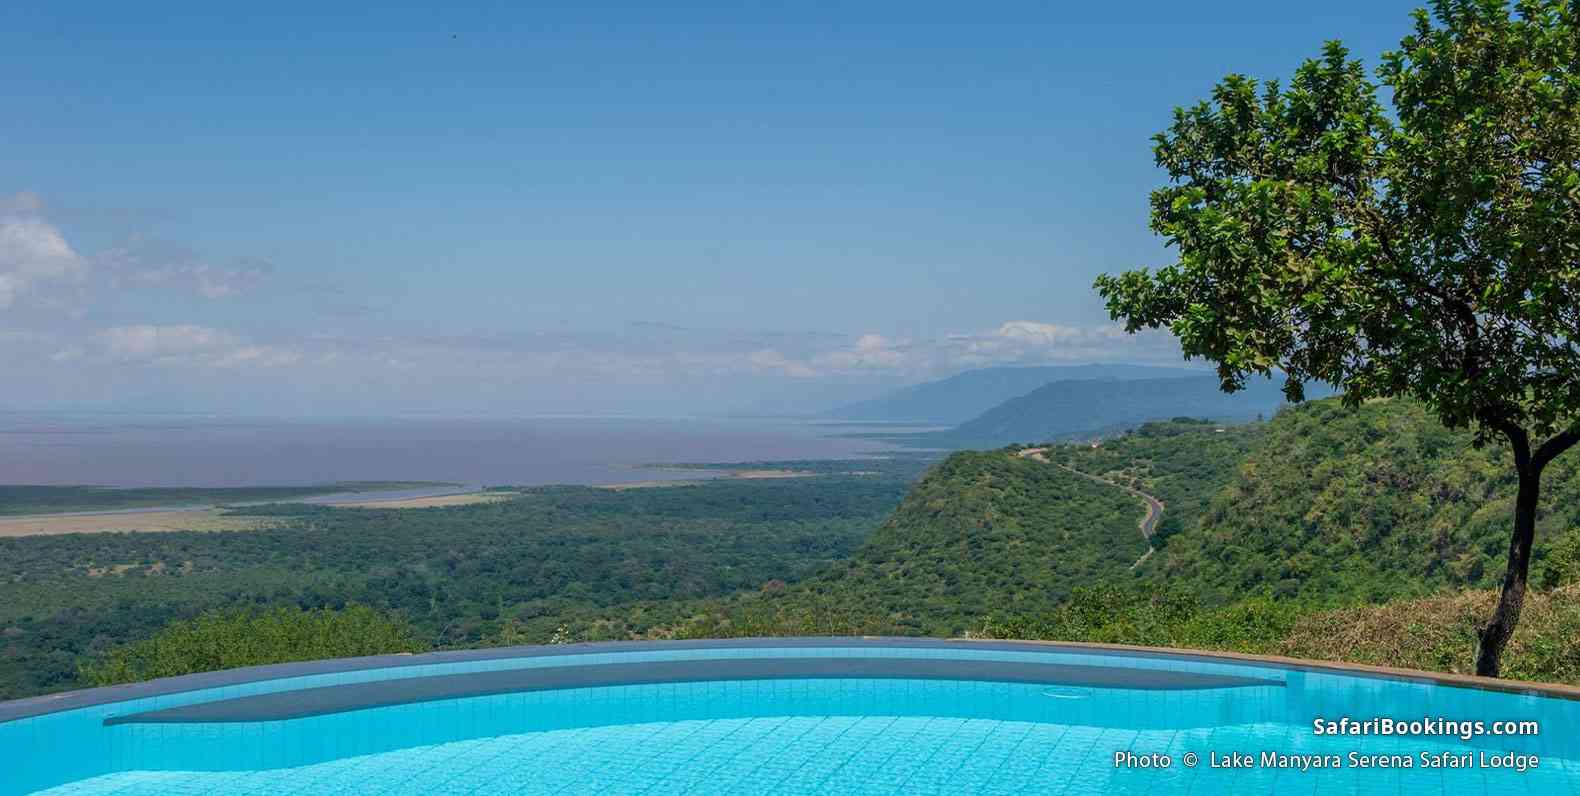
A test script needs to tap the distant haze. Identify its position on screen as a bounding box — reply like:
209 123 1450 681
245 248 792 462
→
0 414 901 487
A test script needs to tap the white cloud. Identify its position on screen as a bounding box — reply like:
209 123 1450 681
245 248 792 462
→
98 238 273 299
96 324 299 368
0 189 1190 412
0 191 273 315
799 320 1182 379
0 194 87 309
211 344 302 368
813 333 909 371
14 306 1179 400
100 324 237 358
992 320 1087 344
747 349 819 378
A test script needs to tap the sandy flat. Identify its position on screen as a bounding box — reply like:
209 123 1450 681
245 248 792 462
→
0 492 517 535
0 509 280 538
334 492 517 509
727 469 814 479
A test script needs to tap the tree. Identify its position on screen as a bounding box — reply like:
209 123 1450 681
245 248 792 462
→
1095 0 1580 677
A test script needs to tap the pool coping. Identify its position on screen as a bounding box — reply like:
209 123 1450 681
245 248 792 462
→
102 658 1283 724
3 636 1578 724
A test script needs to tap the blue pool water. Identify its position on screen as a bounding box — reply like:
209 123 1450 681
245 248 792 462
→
3 641 1578 795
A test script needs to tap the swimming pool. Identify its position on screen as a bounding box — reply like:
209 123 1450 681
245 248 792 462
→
2 638 1577 794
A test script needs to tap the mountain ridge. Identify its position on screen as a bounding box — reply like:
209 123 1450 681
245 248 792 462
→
889 375 1314 448
825 364 1202 424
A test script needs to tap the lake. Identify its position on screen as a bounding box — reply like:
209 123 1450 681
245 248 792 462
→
0 413 911 488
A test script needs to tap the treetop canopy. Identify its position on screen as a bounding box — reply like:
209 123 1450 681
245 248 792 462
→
1097 0 1580 447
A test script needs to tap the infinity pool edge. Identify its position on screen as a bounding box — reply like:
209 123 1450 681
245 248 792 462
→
4 636 1578 726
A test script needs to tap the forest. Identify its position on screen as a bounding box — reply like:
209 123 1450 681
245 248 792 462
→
674 450 1149 638
0 457 928 699
1035 417 1261 547
1150 400 1580 603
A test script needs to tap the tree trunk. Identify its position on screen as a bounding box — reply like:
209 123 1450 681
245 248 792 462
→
1475 466 1541 678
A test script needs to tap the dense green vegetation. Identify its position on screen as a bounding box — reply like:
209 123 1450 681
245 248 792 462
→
82 605 424 686
0 482 448 516
669 451 1150 638
979 584 1580 685
868 400 1580 619
1037 417 1262 547
666 417 1258 642
648 451 940 476
0 459 926 699
20 397 1580 694
1152 399 1580 603
652 401 1580 683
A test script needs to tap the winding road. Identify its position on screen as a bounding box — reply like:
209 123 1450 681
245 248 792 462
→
1016 447 1163 570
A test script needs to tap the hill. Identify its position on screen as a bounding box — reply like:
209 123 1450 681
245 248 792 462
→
669 400 1580 662
906 376 1306 448
675 450 1153 637
1037 418 1263 548
1152 398 1580 603
826 364 1199 424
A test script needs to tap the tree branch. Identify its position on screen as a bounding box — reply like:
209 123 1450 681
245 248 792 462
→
1534 423 1580 470
1346 190 1483 344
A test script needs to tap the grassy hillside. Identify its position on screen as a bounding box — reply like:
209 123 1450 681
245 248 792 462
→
1038 418 1263 548
662 401 1580 684
1153 399 1580 603
673 451 1150 637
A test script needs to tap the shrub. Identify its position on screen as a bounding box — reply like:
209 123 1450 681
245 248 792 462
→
81 604 425 686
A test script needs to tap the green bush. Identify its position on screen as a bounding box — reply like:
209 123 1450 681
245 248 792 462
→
81 604 426 686
1277 587 1580 684
979 586 1308 655
1539 530 1580 589
1174 597 1304 651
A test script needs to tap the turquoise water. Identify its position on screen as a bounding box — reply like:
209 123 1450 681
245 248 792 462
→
5 645 1579 795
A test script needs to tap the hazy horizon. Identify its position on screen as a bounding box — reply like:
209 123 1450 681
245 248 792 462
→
0 360 1213 419
0 412 917 487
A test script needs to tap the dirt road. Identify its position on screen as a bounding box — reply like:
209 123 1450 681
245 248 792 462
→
1016 447 1162 569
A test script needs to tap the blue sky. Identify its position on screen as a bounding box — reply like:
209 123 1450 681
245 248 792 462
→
1 1 1422 415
